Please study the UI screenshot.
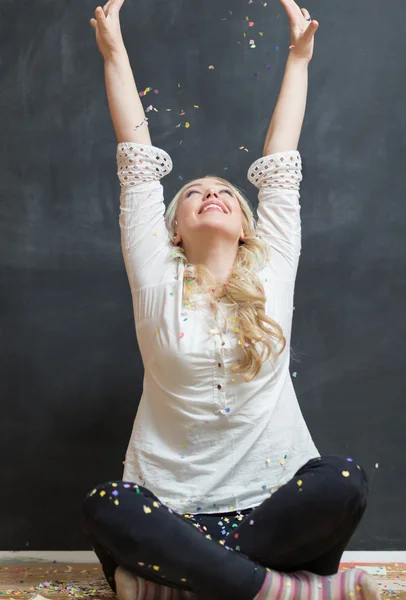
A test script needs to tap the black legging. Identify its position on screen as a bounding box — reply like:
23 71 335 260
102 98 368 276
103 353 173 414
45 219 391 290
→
82 455 368 600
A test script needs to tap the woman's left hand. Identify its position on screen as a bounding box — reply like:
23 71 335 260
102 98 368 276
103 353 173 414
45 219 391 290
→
280 0 319 63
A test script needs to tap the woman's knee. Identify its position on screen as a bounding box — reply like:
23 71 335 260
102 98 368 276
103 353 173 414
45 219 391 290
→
318 455 369 505
82 481 150 523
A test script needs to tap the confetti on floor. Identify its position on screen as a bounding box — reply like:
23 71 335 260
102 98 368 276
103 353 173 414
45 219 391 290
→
0 562 405 599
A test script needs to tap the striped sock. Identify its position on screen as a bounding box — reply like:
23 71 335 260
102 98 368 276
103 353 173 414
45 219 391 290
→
115 567 196 600
254 567 381 600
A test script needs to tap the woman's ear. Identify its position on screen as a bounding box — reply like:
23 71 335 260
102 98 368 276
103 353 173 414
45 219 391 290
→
173 233 182 246
240 229 246 243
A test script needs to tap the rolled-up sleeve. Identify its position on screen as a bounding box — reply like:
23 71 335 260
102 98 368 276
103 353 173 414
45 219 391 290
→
117 143 173 292
247 151 303 282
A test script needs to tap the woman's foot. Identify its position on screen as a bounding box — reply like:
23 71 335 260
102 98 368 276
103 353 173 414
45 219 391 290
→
255 567 381 599
114 566 197 599
114 566 138 600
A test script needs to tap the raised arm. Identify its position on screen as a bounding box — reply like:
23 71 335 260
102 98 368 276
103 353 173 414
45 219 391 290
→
90 0 151 144
262 0 318 155
248 1 319 281
90 1 173 293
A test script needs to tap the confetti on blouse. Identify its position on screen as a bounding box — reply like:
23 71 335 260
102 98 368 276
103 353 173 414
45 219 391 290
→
143 505 152 514
342 471 350 478
154 329 159 335
179 332 185 338
265 458 271 464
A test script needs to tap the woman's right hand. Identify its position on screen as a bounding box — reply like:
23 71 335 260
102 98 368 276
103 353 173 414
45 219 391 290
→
90 0 126 59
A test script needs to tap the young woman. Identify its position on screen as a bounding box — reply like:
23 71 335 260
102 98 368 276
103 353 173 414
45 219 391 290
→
83 1 380 599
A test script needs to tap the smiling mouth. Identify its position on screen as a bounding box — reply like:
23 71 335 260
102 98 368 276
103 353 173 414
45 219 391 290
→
199 204 226 215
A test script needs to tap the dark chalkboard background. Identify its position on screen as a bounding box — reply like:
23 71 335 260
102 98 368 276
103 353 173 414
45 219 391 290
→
1 0 405 550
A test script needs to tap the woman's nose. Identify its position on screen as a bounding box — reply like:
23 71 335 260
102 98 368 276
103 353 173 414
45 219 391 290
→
206 190 218 199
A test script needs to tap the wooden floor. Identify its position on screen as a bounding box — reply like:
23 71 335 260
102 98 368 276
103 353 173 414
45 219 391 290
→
0 561 405 598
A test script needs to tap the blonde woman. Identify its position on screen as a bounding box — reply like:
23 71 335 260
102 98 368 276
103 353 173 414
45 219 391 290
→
83 1 380 599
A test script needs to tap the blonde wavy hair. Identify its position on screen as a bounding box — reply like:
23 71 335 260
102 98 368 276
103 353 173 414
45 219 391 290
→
165 176 286 382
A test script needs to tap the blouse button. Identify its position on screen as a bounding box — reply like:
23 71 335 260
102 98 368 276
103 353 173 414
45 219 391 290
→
217 384 222 390
218 363 222 368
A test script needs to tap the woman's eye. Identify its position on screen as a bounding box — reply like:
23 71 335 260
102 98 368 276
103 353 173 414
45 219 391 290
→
222 189 233 196
186 190 197 198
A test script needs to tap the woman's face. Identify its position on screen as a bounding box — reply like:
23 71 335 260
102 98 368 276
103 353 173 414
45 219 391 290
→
175 178 245 244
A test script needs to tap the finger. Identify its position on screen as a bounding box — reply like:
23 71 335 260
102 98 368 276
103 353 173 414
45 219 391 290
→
301 7 312 22
94 6 106 21
279 0 304 24
108 0 125 14
302 19 319 42
89 17 97 29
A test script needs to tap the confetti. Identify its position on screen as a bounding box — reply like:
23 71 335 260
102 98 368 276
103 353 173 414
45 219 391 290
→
194 104 199 108
208 65 215 70
179 332 185 339
292 372 297 377
297 480 303 487
342 471 350 478
249 519 254 525
249 21 255 27
143 506 152 514
375 463 379 468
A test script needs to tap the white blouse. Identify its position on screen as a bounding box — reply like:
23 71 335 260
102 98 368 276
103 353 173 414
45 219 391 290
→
117 142 319 515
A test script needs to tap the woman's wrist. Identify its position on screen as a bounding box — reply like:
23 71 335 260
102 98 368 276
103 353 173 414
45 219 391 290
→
104 42 127 63
286 52 310 70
